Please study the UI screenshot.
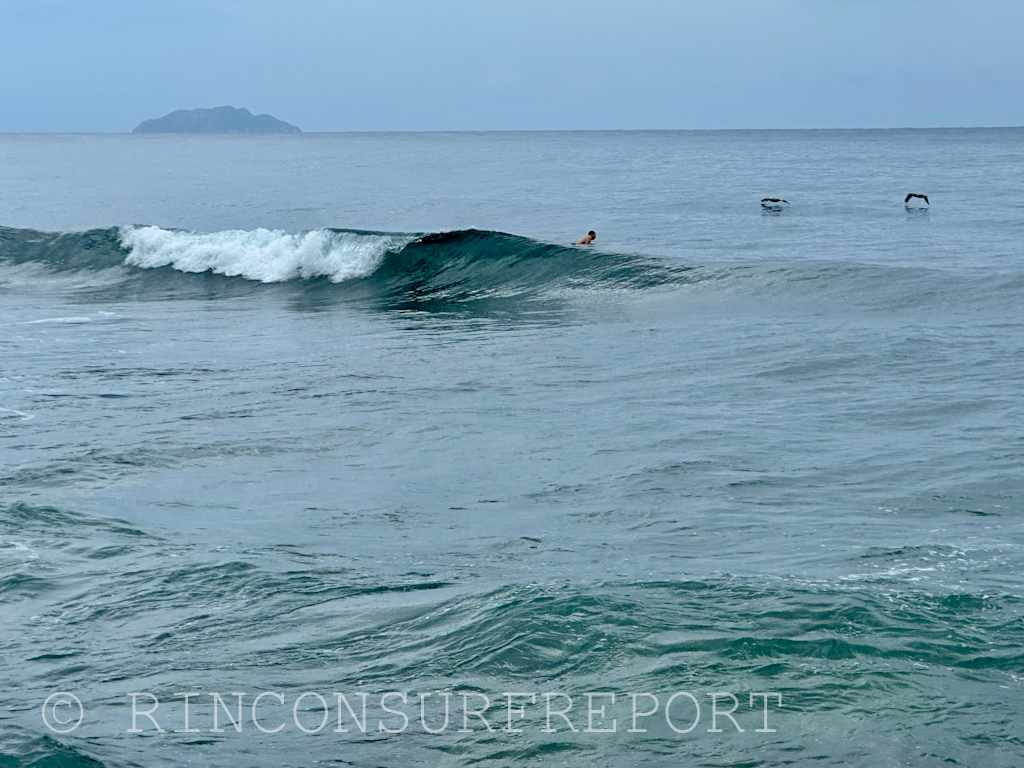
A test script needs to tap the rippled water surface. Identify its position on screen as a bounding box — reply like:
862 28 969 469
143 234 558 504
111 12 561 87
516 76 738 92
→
2 129 1023 767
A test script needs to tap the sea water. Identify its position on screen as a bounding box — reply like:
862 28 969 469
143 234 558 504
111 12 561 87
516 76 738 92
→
2 129 1023 767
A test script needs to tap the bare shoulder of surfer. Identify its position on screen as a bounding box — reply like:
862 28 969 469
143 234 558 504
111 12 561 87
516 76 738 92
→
575 230 596 245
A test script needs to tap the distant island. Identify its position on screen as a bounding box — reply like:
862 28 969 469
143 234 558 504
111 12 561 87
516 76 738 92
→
132 106 301 134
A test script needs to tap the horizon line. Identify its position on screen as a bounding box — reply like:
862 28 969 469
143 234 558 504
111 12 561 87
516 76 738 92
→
2 125 1024 136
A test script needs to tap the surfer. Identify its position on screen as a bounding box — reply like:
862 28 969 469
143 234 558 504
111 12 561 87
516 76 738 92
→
575 230 596 245
905 193 930 205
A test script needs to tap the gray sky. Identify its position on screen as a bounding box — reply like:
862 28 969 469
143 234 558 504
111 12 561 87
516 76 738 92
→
2 0 1022 131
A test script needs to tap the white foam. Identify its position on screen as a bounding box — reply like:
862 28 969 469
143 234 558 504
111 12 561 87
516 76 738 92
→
0 407 34 421
119 226 413 283
0 540 39 561
22 317 93 324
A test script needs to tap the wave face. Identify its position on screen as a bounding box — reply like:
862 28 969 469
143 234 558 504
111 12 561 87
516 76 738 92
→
0 224 686 304
0 225 128 271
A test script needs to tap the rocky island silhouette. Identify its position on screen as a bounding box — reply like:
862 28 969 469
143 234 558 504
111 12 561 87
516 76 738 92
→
133 106 300 134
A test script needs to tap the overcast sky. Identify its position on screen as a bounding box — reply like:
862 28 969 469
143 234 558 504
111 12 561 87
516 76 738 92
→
2 0 1023 132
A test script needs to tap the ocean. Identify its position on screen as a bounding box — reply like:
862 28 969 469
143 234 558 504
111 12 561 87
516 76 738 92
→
2 129 1023 767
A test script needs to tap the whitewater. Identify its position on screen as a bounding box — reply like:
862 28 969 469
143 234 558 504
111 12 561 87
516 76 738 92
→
2 129 1024 768
119 225 413 283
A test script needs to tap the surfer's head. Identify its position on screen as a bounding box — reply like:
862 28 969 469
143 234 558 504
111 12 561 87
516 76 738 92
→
588 231 596 238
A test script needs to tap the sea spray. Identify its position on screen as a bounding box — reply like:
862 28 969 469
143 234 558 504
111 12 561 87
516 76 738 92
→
119 226 412 283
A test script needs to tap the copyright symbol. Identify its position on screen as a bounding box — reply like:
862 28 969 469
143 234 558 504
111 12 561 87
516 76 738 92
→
42 692 83 734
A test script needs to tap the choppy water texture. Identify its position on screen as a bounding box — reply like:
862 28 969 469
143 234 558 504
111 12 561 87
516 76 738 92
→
2 129 1024 767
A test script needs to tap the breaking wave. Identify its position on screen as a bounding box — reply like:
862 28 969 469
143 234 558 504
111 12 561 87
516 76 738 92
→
120 225 412 283
0 224 687 302
2 223 1019 310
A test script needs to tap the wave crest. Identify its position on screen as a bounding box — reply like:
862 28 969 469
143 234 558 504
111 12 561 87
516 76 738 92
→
119 226 413 283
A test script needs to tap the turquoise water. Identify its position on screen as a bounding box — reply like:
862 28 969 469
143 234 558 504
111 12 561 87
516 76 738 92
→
2 129 1023 767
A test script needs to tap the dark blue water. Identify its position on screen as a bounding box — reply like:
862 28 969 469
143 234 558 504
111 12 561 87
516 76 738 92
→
2 129 1024 767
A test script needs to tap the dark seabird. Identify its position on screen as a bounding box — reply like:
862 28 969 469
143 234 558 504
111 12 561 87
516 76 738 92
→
904 193 930 205
761 198 790 212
